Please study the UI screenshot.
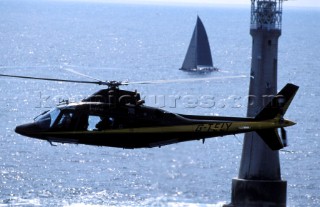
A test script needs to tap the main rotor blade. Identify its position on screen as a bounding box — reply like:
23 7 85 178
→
61 67 104 82
128 75 247 85
1 73 248 87
0 74 104 85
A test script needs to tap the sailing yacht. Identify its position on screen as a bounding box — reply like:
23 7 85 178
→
180 16 217 72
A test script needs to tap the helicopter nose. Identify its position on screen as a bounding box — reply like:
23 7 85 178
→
15 123 40 137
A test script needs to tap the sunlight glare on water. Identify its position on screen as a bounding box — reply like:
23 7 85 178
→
0 0 319 206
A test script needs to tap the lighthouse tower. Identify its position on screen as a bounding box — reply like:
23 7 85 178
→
225 1 286 206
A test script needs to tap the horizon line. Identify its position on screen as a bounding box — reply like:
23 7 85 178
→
43 0 320 9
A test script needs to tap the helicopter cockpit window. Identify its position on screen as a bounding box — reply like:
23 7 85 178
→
87 116 115 131
87 115 101 131
56 111 74 129
34 108 61 129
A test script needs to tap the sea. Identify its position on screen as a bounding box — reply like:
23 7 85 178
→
0 0 319 206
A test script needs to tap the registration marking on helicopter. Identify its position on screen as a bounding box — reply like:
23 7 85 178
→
195 123 232 132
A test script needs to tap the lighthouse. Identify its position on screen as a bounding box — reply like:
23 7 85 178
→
225 0 286 206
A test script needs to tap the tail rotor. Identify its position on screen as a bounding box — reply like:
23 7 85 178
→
280 127 288 147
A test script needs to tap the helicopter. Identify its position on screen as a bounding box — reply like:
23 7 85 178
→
0 72 298 150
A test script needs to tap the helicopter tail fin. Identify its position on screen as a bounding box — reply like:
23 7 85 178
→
253 83 299 150
254 83 299 121
255 83 299 120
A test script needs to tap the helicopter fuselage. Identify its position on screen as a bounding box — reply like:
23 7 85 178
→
14 83 298 150
14 101 293 149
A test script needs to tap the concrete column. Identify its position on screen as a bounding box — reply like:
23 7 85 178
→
224 10 287 207
239 29 281 180
224 1 287 205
